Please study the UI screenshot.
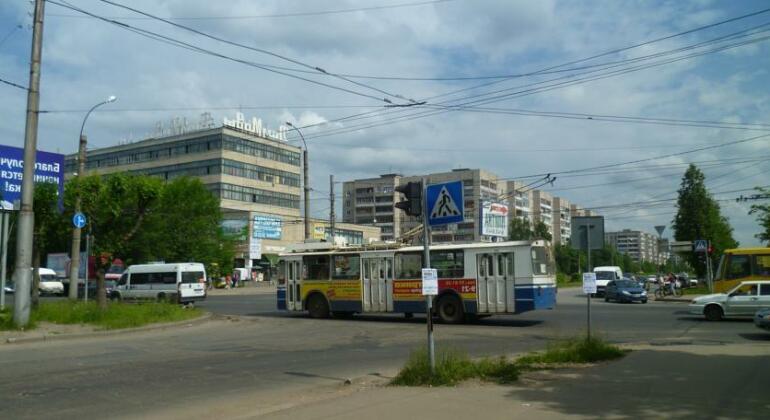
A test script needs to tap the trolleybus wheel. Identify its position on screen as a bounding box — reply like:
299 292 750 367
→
307 294 330 319
437 295 464 324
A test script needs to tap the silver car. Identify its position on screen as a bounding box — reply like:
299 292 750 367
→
688 281 770 321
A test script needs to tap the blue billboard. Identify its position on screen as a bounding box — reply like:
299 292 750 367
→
252 214 282 239
0 144 65 208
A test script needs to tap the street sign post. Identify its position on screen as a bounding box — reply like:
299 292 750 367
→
72 212 87 229
583 272 597 339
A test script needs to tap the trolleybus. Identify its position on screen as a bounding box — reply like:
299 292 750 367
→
276 240 556 323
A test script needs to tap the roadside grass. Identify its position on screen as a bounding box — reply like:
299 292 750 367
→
515 336 627 366
391 336 626 387
682 285 710 295
0 301 201 331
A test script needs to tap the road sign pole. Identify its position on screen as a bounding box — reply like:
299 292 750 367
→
586 226 592 340
422 178 435 374
0 212 9 310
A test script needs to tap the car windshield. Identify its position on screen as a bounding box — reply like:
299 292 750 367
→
595 271 615 280
40 274 57 282
617 280 637 288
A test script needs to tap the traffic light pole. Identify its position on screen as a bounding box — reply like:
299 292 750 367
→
421 179 435 374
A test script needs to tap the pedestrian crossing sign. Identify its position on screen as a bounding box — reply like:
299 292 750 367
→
693 239 708 253
426 181 464 226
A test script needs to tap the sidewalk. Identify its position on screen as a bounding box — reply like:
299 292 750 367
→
249 342 768 420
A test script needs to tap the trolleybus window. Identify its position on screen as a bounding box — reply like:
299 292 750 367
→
303 255 330 280
333 255 360 280
431 250 464 278
396 252 422 279
531 247 552 275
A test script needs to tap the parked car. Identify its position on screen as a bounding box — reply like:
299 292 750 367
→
77 280 117 298
605 279 648 303
3 282 13 294
754 308 770 331
689 280 770 321
38 268 65 296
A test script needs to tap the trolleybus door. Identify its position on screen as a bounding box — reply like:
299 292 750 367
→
286 260 301 311
478 253 508 313
477 254 494 313
363 258 391 312
498 253 514 312
362 259 372 312
384 257 394 312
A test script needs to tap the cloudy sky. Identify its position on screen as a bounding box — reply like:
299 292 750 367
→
1 0 768 245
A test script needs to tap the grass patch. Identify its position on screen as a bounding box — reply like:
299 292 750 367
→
0 307 38 331
28 301 202 330
516 336 627 366
391 348 483 386
392 336 625 387
682 285 710 295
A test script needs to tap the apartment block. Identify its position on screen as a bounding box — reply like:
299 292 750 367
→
605 229 660 264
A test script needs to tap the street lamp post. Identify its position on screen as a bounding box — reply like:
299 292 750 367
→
286 122 310 241
67 96 116 300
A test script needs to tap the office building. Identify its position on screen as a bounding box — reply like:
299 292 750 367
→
65 113 379 269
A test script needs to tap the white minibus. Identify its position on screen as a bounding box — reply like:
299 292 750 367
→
113 263 207 304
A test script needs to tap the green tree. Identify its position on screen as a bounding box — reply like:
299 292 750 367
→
673 164 738 277
508 217 532 240
78 174 163 309
31 182 66 307
749 187 770 245
139 177 236 275
532 221 552 242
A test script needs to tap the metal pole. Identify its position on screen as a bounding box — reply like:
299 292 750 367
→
84 233 90 303
303 149 310 241
329 175 335 243
586 225 592 340
0 212 9 310
13 0 45 327
68 134 87 300
421 179 434 373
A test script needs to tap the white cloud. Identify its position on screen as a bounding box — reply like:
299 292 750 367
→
0 0 768 244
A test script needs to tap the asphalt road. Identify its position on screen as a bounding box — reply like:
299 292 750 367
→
0 288 766 419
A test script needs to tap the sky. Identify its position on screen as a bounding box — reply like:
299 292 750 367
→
0 0 768 246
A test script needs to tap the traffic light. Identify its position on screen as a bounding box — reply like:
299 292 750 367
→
395 181 423 217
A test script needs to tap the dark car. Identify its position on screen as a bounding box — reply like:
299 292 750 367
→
604 279 648 303
755 308 770 331
77 280 117 298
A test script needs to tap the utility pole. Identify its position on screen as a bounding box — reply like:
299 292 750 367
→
286 122 310 241
421 178 434 373
13 0 45 327
68 134 87 300
303 148 310 240
329 175 335 243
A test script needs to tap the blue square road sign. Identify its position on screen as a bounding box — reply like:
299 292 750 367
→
426 181 464 226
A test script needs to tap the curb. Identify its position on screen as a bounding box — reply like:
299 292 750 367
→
3 311 213 346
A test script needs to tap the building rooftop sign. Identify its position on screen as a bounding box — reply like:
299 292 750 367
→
223 112 288 142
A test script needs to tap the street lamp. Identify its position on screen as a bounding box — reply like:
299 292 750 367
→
67 95 116 300
286 122 310 241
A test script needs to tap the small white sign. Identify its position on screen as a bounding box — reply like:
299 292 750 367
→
422 268 439 296
249 239 262 260
583 272 597 294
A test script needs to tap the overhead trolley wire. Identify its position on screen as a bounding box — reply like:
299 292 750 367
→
93 0 420 105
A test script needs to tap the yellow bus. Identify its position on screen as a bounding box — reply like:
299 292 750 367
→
713 247 770 293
